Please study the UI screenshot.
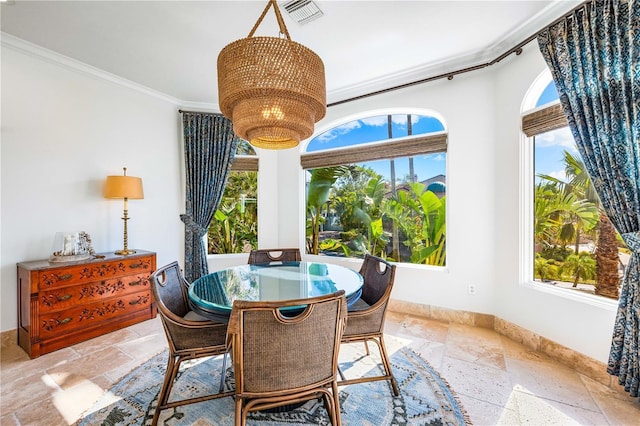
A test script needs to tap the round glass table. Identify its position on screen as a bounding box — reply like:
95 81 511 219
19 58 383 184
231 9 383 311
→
188 261 363 322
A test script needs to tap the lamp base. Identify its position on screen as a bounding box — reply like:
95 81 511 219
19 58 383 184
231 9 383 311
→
114 249 137 256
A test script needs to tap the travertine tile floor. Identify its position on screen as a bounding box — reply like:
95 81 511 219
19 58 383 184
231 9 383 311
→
1 312 639 425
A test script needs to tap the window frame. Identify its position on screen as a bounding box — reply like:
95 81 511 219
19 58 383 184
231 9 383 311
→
519 97 617 310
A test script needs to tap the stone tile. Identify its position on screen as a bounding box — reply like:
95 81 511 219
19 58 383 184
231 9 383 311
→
46 347 133 389
510 389 608 425
494 317 540 351
0 347 79 386
445 323 506 371
406 340 446 370
394 314 449 343
456 393 521 426
0 370 56 414
115 331 167 361
440 356 514 407
431 306 475 325
580 375 640 425
0 413 20 426
13 396 70 426
501 334 554 365
127 316 164 337
541 337 610 386
506 357 600 411
68 326 140 356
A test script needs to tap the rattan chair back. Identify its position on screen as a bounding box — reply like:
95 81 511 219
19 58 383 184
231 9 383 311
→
247 247 302 264
228 290 347 425
338 254 399 396
149 261 232 426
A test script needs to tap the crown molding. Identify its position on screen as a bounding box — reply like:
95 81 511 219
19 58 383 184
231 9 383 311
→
1 31 183 106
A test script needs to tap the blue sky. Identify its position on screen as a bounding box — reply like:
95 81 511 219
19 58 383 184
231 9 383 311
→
533 81 578 184
307 114 447 184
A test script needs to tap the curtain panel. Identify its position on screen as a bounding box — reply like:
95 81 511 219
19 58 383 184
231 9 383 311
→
181 112 239 282
537 0 640 399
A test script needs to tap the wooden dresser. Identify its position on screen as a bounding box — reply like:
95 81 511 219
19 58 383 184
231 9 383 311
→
17 250 157 358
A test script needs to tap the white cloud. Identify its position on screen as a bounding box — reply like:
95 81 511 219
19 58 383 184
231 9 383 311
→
317 120 362 143
360 116 388 127
548 170 568 182
535 127 577 151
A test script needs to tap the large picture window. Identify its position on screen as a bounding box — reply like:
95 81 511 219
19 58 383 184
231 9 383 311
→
523 80 628 299
302 113 447 266
207 141 258 254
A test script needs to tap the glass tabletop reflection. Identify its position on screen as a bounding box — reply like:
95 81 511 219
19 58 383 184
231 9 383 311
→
188 261 363 322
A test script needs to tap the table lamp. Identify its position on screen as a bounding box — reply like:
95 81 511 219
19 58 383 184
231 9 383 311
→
104 167 144 255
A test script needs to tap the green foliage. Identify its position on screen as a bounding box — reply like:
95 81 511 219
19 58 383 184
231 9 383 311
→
384 182 446 266
208 171 257 254
540 245 573 262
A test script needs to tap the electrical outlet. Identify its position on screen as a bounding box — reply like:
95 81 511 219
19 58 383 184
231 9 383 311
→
468 284 477 295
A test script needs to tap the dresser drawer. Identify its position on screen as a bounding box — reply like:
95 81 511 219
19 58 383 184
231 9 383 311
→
38 255 154 290
38 272 151 313
38 290 152 338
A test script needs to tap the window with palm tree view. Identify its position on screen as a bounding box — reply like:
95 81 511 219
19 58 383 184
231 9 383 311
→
303 113 447 265
208 140 258 254
531 81 628 299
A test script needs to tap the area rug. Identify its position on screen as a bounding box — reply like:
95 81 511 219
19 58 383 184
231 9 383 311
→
77 344 470 425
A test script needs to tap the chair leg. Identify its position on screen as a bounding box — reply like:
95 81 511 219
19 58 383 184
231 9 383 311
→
377 335 399 396
331 380 342 426
219 352 228 393
235 396 243 426
152 354 180 426
337 365 346 381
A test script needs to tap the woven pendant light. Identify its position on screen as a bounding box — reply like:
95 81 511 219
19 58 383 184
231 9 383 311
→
217 0 326 150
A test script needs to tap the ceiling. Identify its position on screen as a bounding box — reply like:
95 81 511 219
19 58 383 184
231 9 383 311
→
1 1 582 107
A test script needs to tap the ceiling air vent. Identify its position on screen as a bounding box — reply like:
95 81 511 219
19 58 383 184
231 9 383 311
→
282 0 324 24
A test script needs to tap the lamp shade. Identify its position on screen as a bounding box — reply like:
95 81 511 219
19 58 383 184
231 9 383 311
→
104 175 144 199
217 0 326 150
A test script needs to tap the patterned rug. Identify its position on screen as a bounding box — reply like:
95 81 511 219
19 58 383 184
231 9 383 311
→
77 344 470 425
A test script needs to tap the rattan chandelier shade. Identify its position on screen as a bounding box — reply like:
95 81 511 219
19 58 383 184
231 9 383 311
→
217 0 326 150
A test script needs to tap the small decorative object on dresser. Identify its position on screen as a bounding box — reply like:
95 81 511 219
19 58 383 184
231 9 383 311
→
17 250 157 358
49 231 95 262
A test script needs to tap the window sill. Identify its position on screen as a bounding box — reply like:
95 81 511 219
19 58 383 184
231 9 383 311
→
522 280 618 311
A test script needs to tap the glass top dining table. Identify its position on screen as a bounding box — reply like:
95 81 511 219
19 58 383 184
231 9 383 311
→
188 261 364 322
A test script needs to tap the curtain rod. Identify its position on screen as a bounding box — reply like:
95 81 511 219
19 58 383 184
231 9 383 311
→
327 1 590 108
178 109 222 115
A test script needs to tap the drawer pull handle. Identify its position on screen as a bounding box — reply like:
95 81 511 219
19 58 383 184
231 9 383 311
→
129 299 142 305
57 294 72 301
58 274 73 281
130 262 143 269
129 280 143 286
60 317 72 325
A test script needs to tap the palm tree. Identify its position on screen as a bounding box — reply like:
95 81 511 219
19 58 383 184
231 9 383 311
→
539 150 620 297
561 253 596 288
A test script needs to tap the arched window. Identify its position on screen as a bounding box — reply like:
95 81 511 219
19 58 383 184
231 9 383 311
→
207 140 258 254
521 74 626 301
301 113 447 266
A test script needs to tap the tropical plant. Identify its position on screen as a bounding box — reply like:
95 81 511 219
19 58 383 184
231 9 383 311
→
560 252 596 287
306 166 349 254
384 182 446 266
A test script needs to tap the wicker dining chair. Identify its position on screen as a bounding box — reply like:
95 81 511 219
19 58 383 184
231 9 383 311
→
338 254 399 396
247 247 302 264
227 290 347 426
150 261 233 426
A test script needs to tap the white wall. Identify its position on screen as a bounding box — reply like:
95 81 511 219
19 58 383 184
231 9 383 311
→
1 45 185 331
2 38 619 363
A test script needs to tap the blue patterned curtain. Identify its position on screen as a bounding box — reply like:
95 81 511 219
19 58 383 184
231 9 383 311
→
181 112 239 282
538 0 640 399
